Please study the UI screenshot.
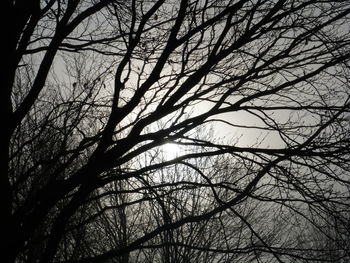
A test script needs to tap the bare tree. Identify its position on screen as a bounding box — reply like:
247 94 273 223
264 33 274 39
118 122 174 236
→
3 0 350 262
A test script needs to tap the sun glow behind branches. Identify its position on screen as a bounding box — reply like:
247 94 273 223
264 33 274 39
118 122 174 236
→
161 143 182 161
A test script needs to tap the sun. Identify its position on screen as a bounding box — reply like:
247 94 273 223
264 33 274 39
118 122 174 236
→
162 143 182 160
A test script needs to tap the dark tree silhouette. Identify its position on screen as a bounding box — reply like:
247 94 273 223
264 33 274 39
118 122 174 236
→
2 0 350 262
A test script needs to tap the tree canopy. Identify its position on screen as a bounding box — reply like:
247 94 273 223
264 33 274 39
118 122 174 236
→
2 0 350 262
